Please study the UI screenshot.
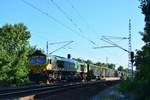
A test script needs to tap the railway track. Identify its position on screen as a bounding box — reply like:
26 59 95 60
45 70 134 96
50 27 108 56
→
0 80 120 99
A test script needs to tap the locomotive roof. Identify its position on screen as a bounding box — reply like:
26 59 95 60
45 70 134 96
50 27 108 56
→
49 55 87 65
49 55 75 63
30 50 46 56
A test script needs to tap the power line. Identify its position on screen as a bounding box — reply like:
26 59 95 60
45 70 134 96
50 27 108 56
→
49 0 98 46
101 35 128 39
66 0 97 35
101 37 129 52
67 0 82 18
21 0 98 46
93 46 117 49
50 0 79 30
48 41 74 45
93 35 129 52
49 41 74 54
101 35 128 43
22 0 77 33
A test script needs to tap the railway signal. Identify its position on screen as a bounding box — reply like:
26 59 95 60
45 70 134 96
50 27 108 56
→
130 51 134 63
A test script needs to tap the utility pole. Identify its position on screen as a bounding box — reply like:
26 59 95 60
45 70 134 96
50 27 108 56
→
106 56 108 65
128 19 134 79
46 41 49 55
106 56 109 73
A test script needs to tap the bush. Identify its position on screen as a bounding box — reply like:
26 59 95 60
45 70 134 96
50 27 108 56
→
118 79 136 93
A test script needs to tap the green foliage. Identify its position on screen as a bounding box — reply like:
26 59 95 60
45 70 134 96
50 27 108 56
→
73 58 83 62
134 0 150 99
0 23 32 86
119 0 150 99
118 79 136 93
133 46 150 99
84 59 93 64
74 58 116 69
74 58 117 68
108 63 115 69
117 66 124 71
139 0 150 43
73 58 118 69
95 62 107 67
118 78 150 100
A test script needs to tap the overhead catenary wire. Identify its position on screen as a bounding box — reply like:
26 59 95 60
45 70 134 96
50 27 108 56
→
66 0 97 34
21 0 98 46
101 35 129 43
93 46 117 49
48 40 74 45
101 35 128 39
66 0 100 46
49 0 98 46
101 37 129 53
21 0 77 34
50 0 79 31
49 41 74 54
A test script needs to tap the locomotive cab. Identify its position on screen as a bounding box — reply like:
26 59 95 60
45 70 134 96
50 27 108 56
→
28 50 52 83
28 50 47 72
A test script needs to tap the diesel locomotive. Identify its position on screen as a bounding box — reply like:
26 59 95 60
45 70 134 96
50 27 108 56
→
28 50 127 83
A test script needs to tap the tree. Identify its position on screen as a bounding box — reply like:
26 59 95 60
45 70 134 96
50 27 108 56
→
117 66 124 71
84 59 93 64
123 68 128 73
73 58 83 62
95 62 102 66
129 0 150 99
139 0 150 43
108 64 116 69
118 1 150 99
0 23 31 85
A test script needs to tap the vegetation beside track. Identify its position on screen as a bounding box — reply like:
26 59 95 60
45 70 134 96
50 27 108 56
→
118 0 150 99
0 23 35 86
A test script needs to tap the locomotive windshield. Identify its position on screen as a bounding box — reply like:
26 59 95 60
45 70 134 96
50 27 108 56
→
29 58 36 64
29 57 46 64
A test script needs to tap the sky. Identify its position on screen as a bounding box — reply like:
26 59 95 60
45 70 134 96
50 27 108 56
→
0 0 145 68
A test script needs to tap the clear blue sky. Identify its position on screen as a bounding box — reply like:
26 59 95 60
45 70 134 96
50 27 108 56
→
0 0 145 68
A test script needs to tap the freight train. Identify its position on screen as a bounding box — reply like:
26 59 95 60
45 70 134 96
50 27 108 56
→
28 50 127 83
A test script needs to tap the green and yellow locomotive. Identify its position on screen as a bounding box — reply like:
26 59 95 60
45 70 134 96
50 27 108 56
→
28 50 127 83
28 50 87 83
28 50 52 83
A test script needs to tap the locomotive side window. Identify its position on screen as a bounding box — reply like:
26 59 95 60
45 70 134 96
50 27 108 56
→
57 60 64 68
48 59 51 64
80 65 84 72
